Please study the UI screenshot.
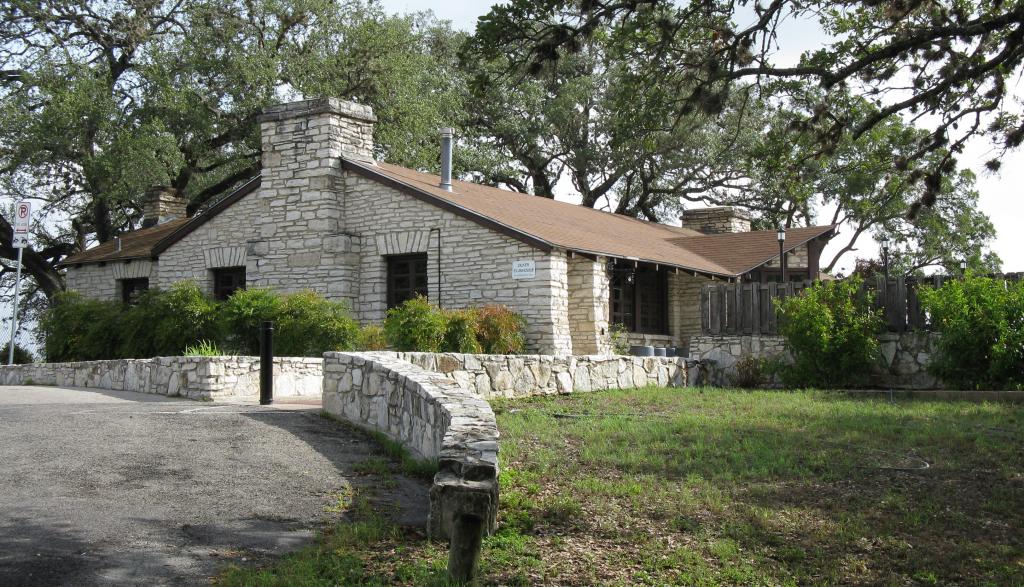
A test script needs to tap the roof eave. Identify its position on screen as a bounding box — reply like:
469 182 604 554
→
58 254 153 267
733 226 837 277
565 247 736 280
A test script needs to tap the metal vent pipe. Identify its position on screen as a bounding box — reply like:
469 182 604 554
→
439 128 453 191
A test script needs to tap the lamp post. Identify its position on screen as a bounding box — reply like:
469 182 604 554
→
880 236 890 283
960 259 968 277
777 225 787 283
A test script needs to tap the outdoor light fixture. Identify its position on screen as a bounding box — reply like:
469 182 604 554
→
880 236 890 282
960 259 968 276
777 225 787 282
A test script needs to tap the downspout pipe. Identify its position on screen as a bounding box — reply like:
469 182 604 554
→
439 128 453 191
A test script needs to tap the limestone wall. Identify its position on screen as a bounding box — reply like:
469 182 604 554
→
669 271 711 346
689 335 788 386
389 351 687 397
322 352 499 540
342 173 573 354
567 255 611 355
65 263 119 300
874 332 939 389
0 357 322 400
690 333 941 389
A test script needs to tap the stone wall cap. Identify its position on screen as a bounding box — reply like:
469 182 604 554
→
258 97 377 124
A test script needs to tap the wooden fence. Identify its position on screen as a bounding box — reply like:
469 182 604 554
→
699 273 1023 335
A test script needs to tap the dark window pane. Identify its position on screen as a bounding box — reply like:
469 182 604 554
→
609 266 666 334
387 253 428 309
213 267 246 301
120 278 149 304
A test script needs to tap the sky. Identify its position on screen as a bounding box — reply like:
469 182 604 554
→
381 0 1024 275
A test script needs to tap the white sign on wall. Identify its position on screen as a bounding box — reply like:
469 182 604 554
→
11 200 31 248
511 259 536 279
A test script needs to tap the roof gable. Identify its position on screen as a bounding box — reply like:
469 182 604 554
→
59 177 261 266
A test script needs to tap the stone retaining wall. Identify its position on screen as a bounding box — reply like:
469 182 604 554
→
0 357 323 400
690 332 940 389
390 352 688 398
322 352 499 541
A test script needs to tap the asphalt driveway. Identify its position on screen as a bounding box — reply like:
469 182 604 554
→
0 386 428 586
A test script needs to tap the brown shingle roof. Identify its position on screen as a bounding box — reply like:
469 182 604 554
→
61 159 833 279
59 177 261 266
668 225 836 275
346 160 738 276
60 218 190 265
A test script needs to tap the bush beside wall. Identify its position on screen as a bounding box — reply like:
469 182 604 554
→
920 275 1024 390
39 283 358 361
383 296 526 354
776 276 884 389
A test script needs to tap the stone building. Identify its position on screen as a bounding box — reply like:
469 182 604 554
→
60 98 834 355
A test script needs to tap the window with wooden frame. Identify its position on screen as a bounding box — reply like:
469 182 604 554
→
119 278 149 304
609 265 668 334
212 266 246 301
386 253 428 309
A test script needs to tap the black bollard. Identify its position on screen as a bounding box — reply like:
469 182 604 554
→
259 321 274 405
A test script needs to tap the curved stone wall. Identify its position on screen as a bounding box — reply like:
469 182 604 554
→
322 352 499 540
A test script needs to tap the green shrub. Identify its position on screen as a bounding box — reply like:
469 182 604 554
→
118 282 221 358
38 292 126 362
919 275 1024 390
218 288 281 354
442 308 483 353
475 304 526 354
274 290 358 356
39 284 358 361
356 324 388 351
184 340 223 357
383 295 447 352
0 342 35 364
609 322 630 355
116 288 164 358
776 276 884 388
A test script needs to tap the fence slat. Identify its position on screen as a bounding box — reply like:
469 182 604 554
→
697 273 1005 336
711 284 722 334
700 285 710 333
749 283 760 334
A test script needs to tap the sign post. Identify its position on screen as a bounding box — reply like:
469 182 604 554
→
9 201 30 365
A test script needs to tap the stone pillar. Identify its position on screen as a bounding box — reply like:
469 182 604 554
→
567 255 611 355
253 98 375 302
668 271 710 351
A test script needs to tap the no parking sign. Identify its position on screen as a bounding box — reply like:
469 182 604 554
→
11 201 30 248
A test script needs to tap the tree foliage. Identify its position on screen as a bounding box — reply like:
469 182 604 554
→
0 0 464 302
470 0 1024 212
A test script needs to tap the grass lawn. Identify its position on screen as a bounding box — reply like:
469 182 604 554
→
218 388 1024 586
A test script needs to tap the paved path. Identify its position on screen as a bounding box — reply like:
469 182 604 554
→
0 386 428 586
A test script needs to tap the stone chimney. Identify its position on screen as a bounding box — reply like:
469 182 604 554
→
258 97 376 166
142 185 187 228
680 206 752 234
249 98 375 307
